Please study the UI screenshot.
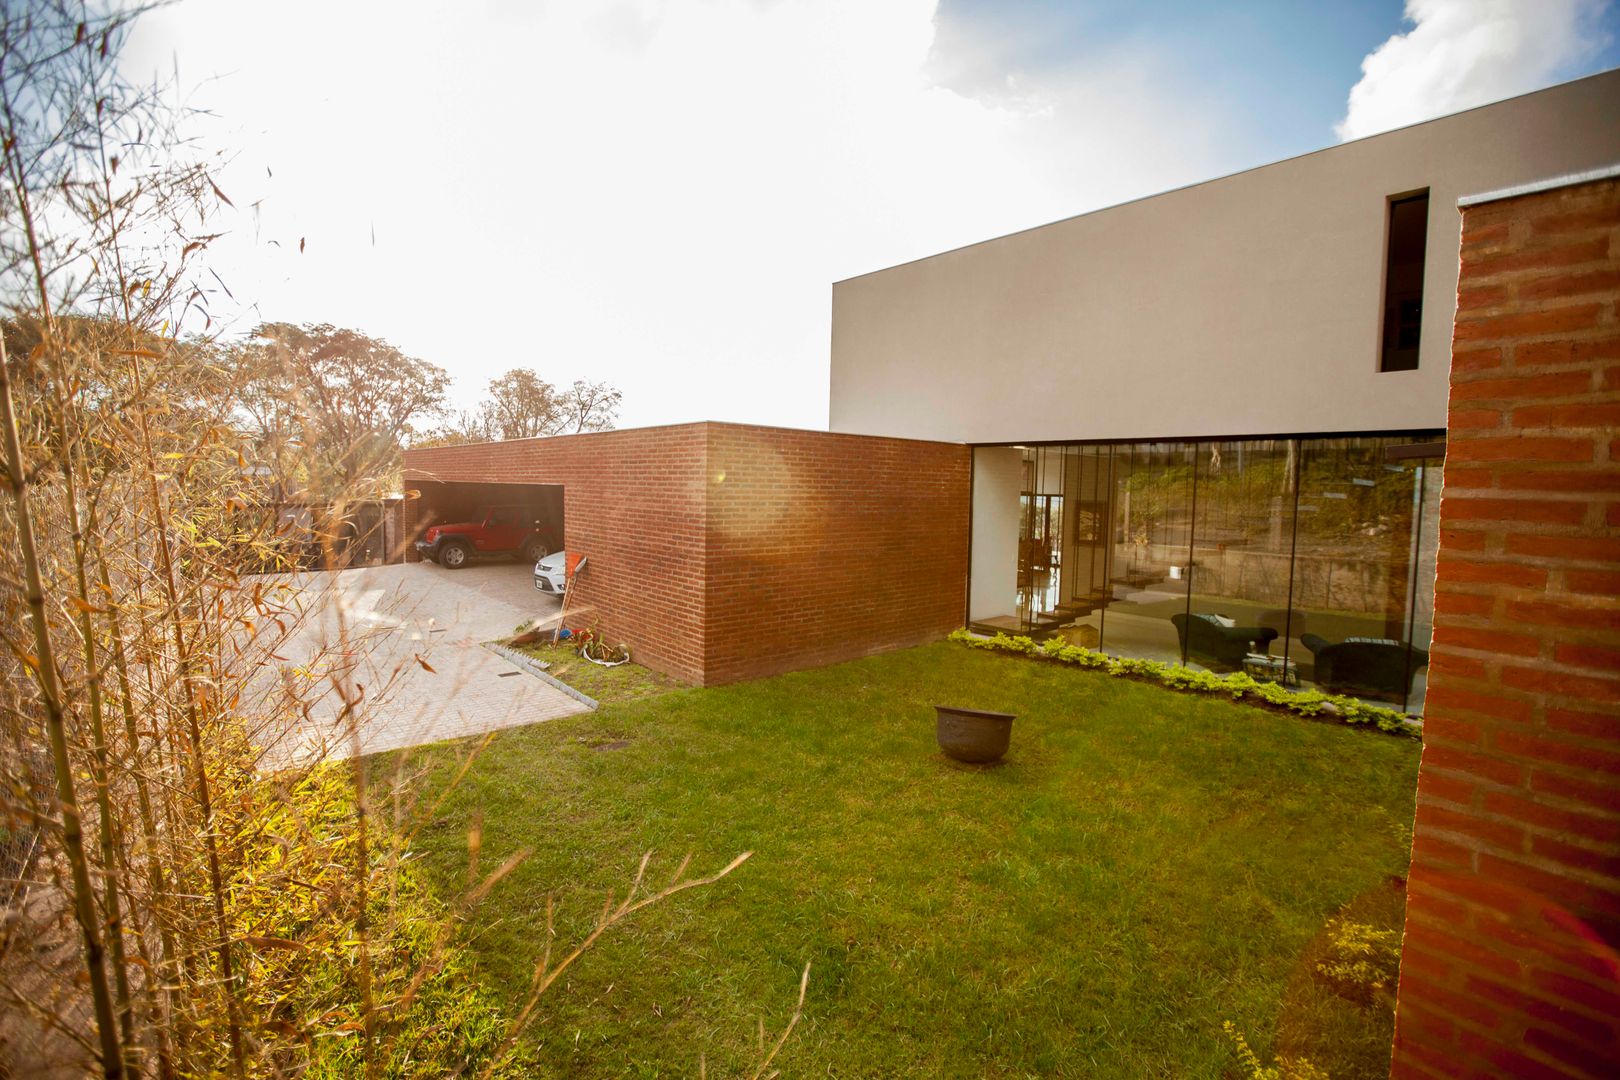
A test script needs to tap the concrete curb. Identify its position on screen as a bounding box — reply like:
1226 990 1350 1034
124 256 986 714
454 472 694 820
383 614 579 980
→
484 643 600 711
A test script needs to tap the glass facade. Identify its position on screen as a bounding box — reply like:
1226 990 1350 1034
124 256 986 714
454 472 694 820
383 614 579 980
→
971 435 1443 714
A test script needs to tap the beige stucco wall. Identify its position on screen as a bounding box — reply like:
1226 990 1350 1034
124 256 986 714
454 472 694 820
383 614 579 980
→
969 447 1022 622
829 70 1620 444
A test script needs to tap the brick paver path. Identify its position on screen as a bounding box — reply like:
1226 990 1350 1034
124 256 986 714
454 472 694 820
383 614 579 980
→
266 561 590 762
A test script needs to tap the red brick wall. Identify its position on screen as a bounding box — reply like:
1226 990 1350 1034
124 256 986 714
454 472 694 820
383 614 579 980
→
1391 176 1620 1080
405 424 711 683
703 424 969 684
402 422 969 686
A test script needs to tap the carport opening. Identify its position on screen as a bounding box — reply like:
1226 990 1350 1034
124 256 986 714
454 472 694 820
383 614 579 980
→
411 480 565 566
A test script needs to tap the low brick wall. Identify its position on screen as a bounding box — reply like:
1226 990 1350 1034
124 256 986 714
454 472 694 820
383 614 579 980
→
1391 175 1620 1079
402 422 968 685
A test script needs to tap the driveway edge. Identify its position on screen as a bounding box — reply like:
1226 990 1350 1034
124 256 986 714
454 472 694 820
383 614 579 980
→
484 643 600 711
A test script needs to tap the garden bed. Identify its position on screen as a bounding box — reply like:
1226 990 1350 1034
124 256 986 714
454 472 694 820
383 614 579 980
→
513 640 683 705
950 629 1422 737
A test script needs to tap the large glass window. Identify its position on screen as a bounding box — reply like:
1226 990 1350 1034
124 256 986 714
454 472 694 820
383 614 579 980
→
1186 440 1297 678
1289 439 1430 710
973 433 1442 714
1054 445 1110 651
1404 459 1442 714
1101 443 1195 664
1015 447 1067 632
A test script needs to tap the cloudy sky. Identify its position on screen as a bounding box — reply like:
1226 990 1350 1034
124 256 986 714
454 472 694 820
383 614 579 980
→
123 0 1619 431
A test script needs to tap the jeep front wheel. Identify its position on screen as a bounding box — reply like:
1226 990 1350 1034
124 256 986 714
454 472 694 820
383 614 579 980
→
438 540 471 569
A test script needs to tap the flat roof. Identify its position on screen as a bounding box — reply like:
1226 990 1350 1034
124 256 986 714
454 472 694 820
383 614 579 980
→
835 67 1620 285
1457 161 1620 207
400 418 962 457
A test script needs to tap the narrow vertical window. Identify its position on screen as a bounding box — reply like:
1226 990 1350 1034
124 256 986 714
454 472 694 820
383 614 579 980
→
1380 191 1429 372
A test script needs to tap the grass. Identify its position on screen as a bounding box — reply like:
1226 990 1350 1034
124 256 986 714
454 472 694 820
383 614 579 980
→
515 641 682 704
400 641 1419 1078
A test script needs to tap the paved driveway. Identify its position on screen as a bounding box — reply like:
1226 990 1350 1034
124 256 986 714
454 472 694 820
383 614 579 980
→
267 561 590 761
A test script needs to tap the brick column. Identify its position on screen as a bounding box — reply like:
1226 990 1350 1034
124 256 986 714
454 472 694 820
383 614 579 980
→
1391 174 1620 1079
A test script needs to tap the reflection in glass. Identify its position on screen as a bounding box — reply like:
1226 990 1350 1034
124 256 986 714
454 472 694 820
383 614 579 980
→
1403 461 1442 714
1016 447 1067 633
987 434 1443 714
1290 439 1429 711
1187 441 1296 676
1055 445 1110 649
1100 443 1195 664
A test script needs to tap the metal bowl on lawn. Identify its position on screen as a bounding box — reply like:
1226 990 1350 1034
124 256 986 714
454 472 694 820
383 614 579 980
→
934 705 1015 764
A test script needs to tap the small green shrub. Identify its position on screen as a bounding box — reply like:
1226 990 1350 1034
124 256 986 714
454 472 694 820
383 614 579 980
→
1223 1021 1332 1080
949 630 1419 737
1316 918 1402 994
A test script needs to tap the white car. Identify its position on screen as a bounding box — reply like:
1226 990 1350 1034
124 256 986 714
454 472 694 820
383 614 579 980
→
533 550 568 595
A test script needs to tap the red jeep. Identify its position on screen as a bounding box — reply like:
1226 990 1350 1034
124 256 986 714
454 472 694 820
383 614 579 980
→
415 505 556 569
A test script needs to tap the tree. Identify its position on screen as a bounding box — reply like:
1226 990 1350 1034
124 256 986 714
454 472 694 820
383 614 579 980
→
422 370 621 446
554 378 622 435
481 368 561 440
0 9 776 1078
412 407 494 448
232 322 449 493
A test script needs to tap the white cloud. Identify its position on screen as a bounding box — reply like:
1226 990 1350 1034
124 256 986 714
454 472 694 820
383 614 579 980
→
124 1 1237 429
1337 0 1611 141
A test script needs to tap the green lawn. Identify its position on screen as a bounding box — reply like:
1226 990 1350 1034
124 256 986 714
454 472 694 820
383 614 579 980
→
401 641 1419 1078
